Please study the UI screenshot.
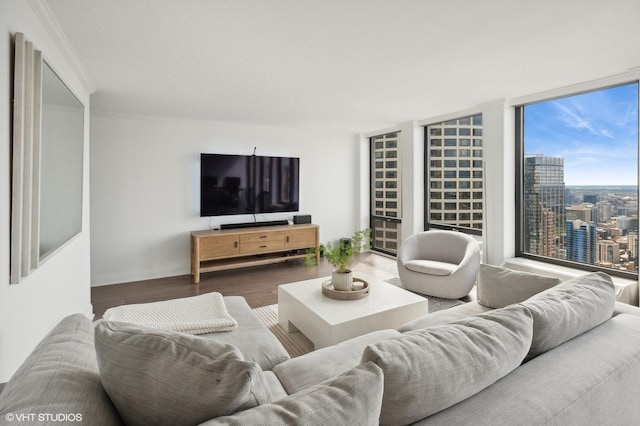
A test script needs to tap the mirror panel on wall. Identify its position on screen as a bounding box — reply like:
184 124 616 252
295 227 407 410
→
10 33 85 284
39 61 84 261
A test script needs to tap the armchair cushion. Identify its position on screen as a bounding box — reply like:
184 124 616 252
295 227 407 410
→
405 259 457 276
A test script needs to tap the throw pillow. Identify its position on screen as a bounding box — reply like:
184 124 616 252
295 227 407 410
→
520 271 615 360
362 305 533 425
477 263 561 308
202 362 384 426
94 321 271 426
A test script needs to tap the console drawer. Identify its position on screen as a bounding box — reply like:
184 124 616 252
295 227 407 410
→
240 231 285 244
240 240 286 254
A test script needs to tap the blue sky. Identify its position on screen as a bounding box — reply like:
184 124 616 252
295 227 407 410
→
524 82 638 186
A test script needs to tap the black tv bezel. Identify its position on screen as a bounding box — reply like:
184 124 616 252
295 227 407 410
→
199 153 300 217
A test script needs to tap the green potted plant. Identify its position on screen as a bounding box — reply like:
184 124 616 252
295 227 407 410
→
307 229 371 291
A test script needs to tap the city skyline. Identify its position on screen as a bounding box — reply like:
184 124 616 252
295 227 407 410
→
524 82 638 186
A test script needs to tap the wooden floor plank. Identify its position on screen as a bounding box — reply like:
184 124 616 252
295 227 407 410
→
91 252 398 319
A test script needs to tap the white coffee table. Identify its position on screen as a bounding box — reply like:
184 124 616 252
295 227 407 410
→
278 273 429 349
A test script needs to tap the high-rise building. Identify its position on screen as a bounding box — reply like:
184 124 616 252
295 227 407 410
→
427 114 483 231
596 201 613 223
617 215 631 231
597 239 620 266
566 204 592 222
584 194 598 204
371 132 402 255
566 219 596 264
628 233 638 260
523 154 565 256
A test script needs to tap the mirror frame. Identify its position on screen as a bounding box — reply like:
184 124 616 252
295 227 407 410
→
10 33 41 284
10 32 85 284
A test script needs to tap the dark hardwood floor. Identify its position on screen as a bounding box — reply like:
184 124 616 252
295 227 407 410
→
91 252 398 319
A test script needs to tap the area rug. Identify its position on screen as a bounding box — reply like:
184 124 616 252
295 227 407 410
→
253 280 464 358
384 277 466 312
252 305 313 358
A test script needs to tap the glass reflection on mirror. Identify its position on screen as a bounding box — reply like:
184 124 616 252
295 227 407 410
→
39 62 84 260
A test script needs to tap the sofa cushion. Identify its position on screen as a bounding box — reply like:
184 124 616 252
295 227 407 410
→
520 271 615 359
477 263 561 308
95 321 271 426
362 304 533 425
200 296 290 370
0 314 123 426
405 259 457 276
273 329 399 394
201 362 384 426
261 371 288 401
398 300 492 332
421 314 640 426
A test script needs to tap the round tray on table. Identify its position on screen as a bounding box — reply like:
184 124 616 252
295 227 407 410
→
321 278 369 300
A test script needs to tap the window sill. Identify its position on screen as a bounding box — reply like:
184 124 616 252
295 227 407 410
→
502 257 639 307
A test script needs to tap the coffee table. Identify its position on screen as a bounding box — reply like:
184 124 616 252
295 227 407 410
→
278 273 429 349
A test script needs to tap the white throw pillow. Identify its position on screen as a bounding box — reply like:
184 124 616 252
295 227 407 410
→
477 263 561 308
362 305 534 425
95 321 271 426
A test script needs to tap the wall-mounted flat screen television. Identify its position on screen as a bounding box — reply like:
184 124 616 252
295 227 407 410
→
200 153 300 217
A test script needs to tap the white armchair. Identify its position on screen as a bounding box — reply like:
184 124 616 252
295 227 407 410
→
397 230 481 299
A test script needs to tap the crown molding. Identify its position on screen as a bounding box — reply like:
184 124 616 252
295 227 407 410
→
28 0 96 94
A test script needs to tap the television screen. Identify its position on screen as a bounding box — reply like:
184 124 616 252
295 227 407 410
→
200 153 300 217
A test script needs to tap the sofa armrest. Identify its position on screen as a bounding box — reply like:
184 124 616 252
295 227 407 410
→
0 314 124 425
613 301 640 317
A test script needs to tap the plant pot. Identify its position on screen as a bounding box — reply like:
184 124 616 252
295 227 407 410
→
332 269 353 291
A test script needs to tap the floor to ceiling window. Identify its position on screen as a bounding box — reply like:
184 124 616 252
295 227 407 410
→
424 114 483 235
370 132 401 256
516 82 639 277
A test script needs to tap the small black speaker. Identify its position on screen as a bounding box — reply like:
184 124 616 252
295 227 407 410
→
293 214 312 224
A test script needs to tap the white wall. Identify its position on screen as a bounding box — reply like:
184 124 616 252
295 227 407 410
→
0 1 92 382
90 114 359 286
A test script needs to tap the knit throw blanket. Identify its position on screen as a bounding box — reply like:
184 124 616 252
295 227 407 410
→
102 292 238 334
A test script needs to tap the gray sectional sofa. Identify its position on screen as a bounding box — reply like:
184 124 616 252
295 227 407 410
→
1 266 640 425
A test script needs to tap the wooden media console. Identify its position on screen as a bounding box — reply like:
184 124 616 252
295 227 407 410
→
190 224 319 283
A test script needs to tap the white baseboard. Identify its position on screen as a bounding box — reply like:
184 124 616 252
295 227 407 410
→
91 267 189 287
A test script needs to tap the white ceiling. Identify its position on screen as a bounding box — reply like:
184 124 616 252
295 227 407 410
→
45 0 640 134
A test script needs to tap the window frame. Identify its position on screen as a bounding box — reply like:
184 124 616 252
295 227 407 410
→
514 81 640 279
370 132 402 257
423 113 483 236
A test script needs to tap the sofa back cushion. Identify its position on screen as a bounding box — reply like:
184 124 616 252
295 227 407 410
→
520 271 615 360
477 263 561 308
0 314 123 425
273 329 399 395
95 321 271 426
203 362 384 426
362 305 533 425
